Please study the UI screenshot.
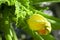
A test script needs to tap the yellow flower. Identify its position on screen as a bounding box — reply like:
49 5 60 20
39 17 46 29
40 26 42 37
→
27 14 51 34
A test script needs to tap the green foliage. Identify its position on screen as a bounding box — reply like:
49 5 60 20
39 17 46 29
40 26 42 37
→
0 0 60 40
0 35 2 40
29 0 60 4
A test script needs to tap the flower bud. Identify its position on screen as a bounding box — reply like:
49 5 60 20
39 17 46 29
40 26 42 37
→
27 14 51 35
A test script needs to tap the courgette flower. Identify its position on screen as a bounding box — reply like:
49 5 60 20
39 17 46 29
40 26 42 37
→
27 14 51 35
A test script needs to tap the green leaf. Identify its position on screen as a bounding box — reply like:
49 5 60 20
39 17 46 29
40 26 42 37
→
29 0 60 4
41 34 55 40
0 35 2 40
